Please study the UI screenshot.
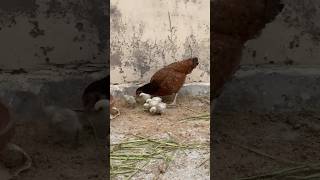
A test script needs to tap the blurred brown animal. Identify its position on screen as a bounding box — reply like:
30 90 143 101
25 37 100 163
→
82 76 108 112
0 101 31 178
136 57 199 105
212 0 284 101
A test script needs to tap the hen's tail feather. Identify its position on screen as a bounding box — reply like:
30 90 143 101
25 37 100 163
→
136 82 159 95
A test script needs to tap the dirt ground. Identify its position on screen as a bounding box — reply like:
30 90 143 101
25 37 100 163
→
0 120 107 180
110 96 210 180
212 111 320 180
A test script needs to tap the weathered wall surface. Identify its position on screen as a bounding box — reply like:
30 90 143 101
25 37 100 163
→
213 0 320 112
242 0 320 65
0 0 107 70
110 0 210 84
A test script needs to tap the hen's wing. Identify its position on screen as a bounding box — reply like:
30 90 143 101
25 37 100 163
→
151 68 186 96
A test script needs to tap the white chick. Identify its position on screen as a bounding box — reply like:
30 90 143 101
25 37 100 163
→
156 102 167 114
148 97 162 107
148 97 161 107
140 93 151 100
123 95 136 107
149 106 157 114
91 99 110 139
136 93 151 104
143 103 151 110
151 97 162 103
149 102 167 115
146 99 152 103
44 105 82 146
149 100 159 107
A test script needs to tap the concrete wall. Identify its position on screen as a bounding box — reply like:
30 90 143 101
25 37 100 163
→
215 0 320 112
110 0 210 84
242 0 320 65
0 0 107 107
0 0 107 70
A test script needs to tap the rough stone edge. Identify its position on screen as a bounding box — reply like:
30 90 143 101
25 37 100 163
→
110 82 210 97
216 65 320 113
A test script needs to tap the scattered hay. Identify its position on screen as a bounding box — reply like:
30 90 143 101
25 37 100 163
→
178 113 210 122
110 135 208 180
238 163 320 180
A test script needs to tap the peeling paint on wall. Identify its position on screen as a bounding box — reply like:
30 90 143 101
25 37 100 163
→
242 0 320 65
110 0 210 84
0 0 107 70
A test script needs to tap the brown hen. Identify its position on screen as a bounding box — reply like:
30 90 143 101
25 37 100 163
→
212 0 284 100
136 57 199 105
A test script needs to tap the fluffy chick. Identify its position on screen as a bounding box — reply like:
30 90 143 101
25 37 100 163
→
136 93 151 104
123 95 136 107
148 97 162 107
140 93 151 101
156 102 167 114
149 102 167 115
90 99 109 140
149 107 157 114
44 106 82 146
151 97 162 103
143 102 151 110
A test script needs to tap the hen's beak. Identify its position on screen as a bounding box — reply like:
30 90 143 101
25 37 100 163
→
192 57 199 66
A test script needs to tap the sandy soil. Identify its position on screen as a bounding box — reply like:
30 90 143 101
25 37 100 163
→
0 120 107 180
110 96 210 180
212 112 320 180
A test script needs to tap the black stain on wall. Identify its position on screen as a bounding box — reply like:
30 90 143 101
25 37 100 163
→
0 0 107 49
40 46 55 56
46 0 66 18
0 0 38 16
75 22 84 31
29 20 45 38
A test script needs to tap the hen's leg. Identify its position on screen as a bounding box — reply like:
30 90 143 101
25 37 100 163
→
168 93 178 107
7 143 32 178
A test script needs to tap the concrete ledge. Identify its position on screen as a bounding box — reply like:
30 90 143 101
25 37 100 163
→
215 65 320 113
0 68 106 109
111 82 210 97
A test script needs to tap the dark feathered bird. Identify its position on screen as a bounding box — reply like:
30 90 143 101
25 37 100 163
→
82 75 109 111
136 57 199 105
